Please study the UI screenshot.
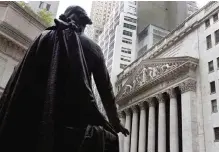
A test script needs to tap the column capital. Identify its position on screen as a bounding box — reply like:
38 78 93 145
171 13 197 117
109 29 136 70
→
137 101 146 110
131 105 138 113
124 108 131 116
147 98 155 107
155 94 165 104
118 111 125 118
167 88 176 98
179 79 196 93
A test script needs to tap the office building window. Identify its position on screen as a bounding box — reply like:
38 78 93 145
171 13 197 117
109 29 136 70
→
214 127 219 141
206 35 212 49
124 23 136 30
122 38 132 44
120 64 127 69
124 16 137 23
121 48 131 54
208 60 214 72
212 99 218 113
213 13 218 22
205 19 210 28
123 30 132 37
121 58 131 62
215 29 219 44
210 81 216 94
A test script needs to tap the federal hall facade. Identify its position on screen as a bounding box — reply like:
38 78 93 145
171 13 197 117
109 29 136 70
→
116 2 219 152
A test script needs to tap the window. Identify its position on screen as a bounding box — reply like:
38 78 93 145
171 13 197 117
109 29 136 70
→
124 16 137 23
205 19 210 28
121 57 131 62
120 64 127 69
213 13 218 22
214 127 219 141
215 30 219 44
124 23 136 30
212 99 218 113
210 81 216 94
208 60 214 72
206 35 212 49
123 30 132 37
121 47 132 54
122 38 132 44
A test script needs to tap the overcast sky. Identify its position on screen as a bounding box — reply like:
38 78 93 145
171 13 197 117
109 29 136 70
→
56 0 209 18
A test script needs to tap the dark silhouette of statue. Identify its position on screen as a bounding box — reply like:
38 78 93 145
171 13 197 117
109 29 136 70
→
0 6 129 152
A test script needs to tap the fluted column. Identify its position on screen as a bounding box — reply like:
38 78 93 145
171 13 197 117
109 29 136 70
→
138 102 147 152
124 109 132 152
118 111 126 152
168 88 179 152
179 79 198 152
130 106 139 152
147 98 156 152
156 94 166 152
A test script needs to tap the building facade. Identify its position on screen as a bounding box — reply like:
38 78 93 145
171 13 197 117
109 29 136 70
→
137 1 199 34
85 1 117 42
136 1 198 57
116 2 219 152
0 1 46 95
28 1 59 18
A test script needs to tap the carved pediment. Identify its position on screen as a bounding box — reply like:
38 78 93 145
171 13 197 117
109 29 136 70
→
116 56 198 101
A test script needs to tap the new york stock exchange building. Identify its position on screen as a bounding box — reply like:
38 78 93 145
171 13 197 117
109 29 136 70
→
115 2 219 152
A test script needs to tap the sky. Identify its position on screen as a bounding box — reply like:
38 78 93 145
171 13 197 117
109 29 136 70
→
56 0 209 18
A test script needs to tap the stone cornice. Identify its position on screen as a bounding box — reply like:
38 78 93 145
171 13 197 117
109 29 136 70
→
0 21 32 49
118 78 197 112
117 2 218 81
0 1 48 29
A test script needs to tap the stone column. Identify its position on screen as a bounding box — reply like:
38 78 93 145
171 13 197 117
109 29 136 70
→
156 94 166 152
118 111 126 152
138 102 147 152
124 109 132 152
168 88 179 152
147 98 156 152
130 106 139 152
179 79 198 152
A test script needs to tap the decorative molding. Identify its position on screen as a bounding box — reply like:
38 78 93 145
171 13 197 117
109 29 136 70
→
118 111 125 118
147 98 155 107
131 105 138 113
179 79 196 93
167 88 176 98
124 108 131 116
155 94 165 104
137 101 146 110
0 21 32 48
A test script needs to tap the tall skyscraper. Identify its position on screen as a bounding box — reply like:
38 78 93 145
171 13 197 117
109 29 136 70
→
85 1 117 42
137 1 199 57
28 1 59 18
